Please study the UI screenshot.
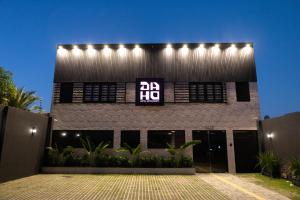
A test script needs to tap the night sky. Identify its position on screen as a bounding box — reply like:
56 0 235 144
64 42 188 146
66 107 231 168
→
0 0 299 117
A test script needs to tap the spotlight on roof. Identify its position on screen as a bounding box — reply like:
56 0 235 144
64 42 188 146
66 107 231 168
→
87 44 94 49
246 43 251 47
166 44 172 48
183 44 188 48
214 44 220 48
119 44 124 48
231 44 236 48
73 45 78 49
135 44 140 48
199 44 205 48
58 45 64 49
104 45 109 49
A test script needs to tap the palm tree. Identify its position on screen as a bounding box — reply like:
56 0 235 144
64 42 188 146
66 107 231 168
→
7 87 40 111
118 143 142 166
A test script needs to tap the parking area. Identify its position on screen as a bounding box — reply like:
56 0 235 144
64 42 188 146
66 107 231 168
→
0 174 289 200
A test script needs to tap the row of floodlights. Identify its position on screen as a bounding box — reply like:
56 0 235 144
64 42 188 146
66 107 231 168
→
58 43 252 50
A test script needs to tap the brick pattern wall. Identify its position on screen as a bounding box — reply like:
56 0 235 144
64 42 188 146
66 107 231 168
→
51 82 260 173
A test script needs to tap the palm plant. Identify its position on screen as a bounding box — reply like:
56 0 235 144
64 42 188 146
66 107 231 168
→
118 143 141 166
166 140 201 167
257 152 280 177
7 87 40 111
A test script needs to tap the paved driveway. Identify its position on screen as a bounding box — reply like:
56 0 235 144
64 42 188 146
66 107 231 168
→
0 174 289 200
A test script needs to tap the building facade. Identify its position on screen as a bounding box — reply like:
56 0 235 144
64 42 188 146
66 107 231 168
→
51 43 260 173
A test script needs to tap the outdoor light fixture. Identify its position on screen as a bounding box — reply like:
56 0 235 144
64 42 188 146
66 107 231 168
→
72 45 82 56
183 44 188 48
246 43 251 48
30 127 37 135
165 44 173 56
58 45 63 49
87 44 94 49
133 44 142 57
199 44 205 48
119 44 124 49
266 133 274 139
76 133 80 137
231 44 236 48
214 44 220 48
61 132 67 137
103 45 111 57
117 44 127 57
73 45 78 49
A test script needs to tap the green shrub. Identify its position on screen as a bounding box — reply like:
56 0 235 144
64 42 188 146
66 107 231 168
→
257 152 280 177
178 156 193 168
159 157 176 168
62 146 81 166
288 157 300 181
139 155 157 168
46 146 63 166
109 155 129 167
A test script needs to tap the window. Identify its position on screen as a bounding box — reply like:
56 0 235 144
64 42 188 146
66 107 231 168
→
83 83 116 103
235 82 250 102
121 130 140 148
189 82 225 103
52 130 114 148
59 83 73 103
148 130 185 148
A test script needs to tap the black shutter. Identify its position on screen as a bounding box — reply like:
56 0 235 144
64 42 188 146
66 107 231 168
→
59 83 73 103
236 82 250 102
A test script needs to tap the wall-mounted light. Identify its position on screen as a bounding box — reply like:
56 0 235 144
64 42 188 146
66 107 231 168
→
102 45 112 57
266 133 274 139
30 127 37 135
86 44 96 57
117 44 127 57
72 45 82 56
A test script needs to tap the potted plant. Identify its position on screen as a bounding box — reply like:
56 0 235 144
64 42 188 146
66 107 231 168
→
257 152 280 178
288 157 300 186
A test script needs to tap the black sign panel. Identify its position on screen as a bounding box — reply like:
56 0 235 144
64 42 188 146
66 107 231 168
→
136 78 164 106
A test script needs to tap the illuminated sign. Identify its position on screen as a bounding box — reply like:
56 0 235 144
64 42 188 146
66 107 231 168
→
136 78 164 106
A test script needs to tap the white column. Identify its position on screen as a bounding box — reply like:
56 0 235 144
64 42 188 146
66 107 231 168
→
226 129 236 173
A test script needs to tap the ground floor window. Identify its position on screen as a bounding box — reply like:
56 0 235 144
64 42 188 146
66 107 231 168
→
147 130 185 148
52 130 114 148
121 130 140 148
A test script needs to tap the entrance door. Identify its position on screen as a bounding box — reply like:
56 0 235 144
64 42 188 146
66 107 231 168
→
233 130 259 172
193 130 228 172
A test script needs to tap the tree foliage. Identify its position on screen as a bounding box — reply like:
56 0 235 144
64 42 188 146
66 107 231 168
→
0 66 41 111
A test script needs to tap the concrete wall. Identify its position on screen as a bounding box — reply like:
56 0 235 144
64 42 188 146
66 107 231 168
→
0 106 50 182
52 82 260 173
262 112 300 163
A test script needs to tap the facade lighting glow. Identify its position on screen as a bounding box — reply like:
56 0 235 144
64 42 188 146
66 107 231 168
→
165 44 173 56
87 44 93 49
103 45 112 57
72 45 82 56
199 44 205 48
133 44 142 57
117 44 127 57
61 132 67 137
180 44 189 57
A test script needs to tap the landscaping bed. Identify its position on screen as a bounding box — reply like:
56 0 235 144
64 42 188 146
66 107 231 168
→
42 167 195 175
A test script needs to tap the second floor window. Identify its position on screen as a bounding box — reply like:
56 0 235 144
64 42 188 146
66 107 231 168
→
83 83 116 103
189 82 225 103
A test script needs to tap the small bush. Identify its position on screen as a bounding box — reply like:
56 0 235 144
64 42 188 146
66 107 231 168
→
46 146 63 166
257 152 280 177
159 157 176 168
178 156 193 168
62 146 81 166
139 155 157 168
288 157 300 181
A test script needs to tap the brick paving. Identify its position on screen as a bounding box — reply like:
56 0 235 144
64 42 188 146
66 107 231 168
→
0 174 290 200
198 174 290 200
0 174 229 200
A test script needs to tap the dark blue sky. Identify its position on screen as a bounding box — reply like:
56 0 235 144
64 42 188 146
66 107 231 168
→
0 0 299 117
